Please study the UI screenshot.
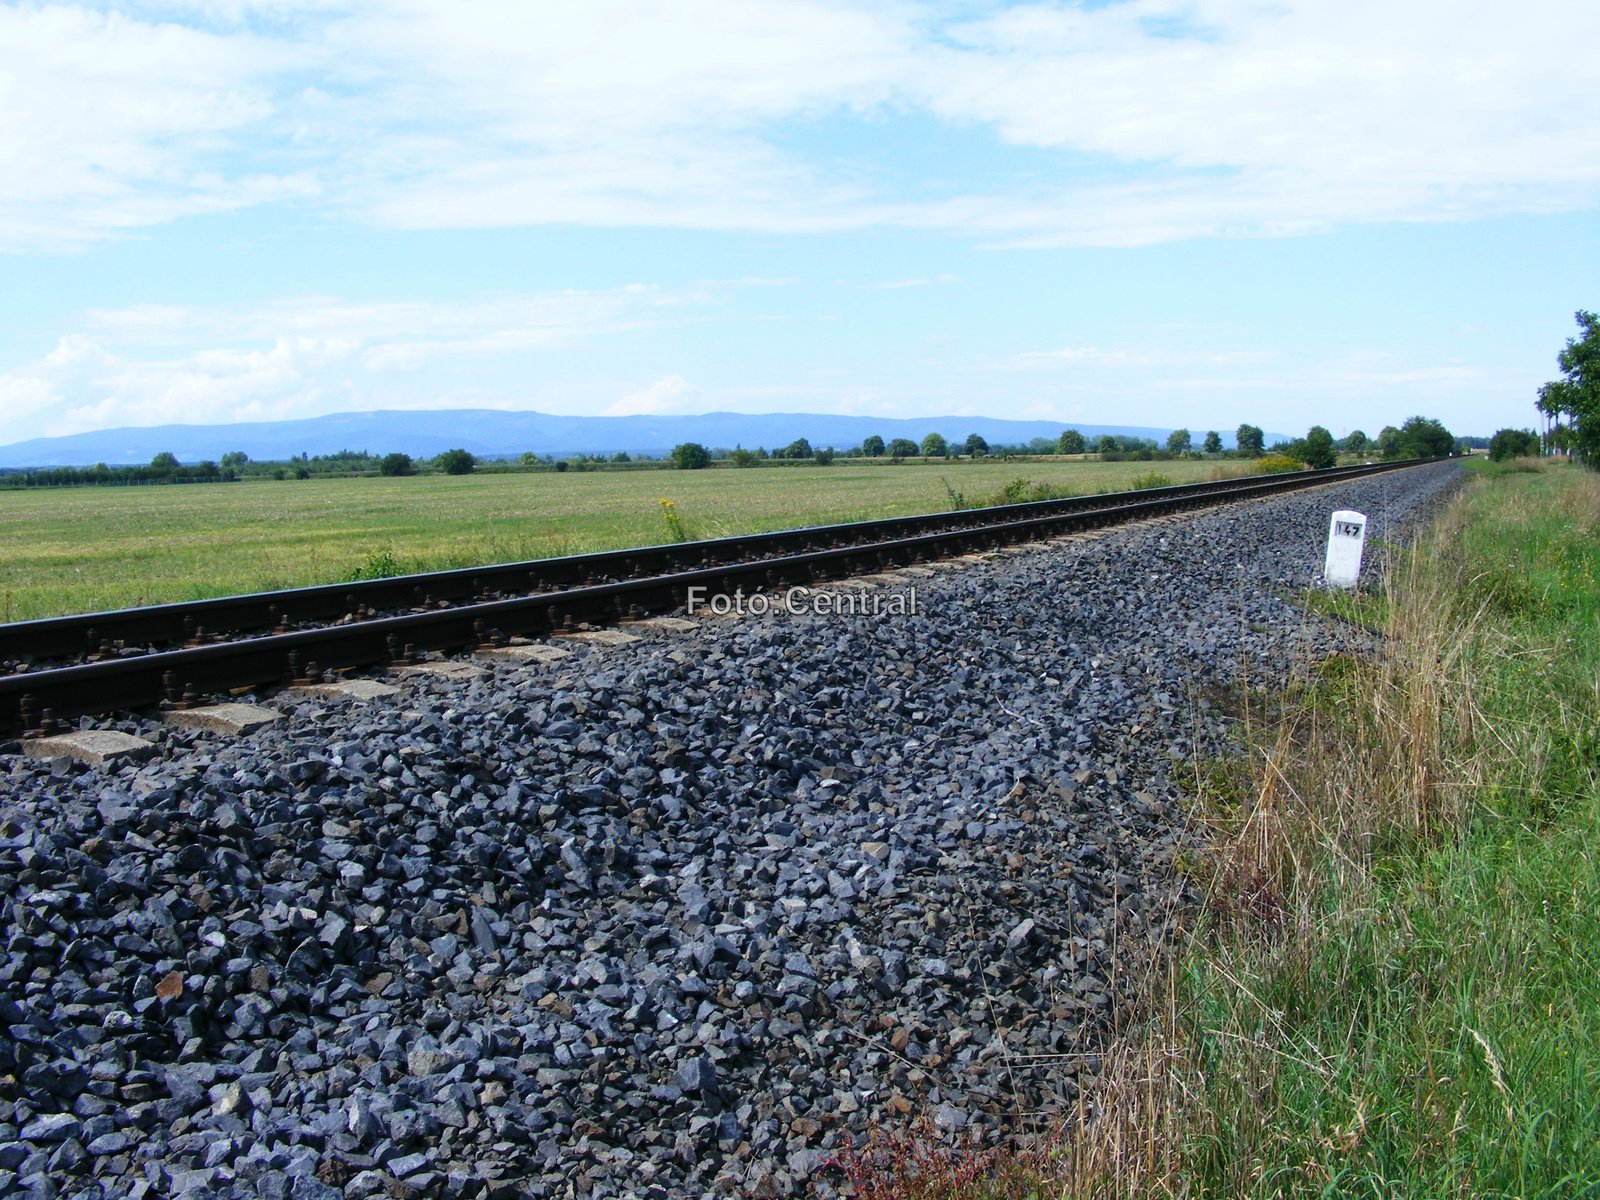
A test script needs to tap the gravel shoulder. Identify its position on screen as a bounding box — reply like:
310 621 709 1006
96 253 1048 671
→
0 462 1461 1200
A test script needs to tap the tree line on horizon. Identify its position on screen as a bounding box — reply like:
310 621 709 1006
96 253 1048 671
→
0 413 1496 489
666 417 1463 469
6 310 1592 489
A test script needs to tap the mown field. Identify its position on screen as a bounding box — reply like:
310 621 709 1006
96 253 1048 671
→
0 457 1222 621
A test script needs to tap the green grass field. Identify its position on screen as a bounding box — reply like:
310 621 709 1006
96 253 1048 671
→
1139 457 1600 1200
848 459 1600 1199
1156 459 1600 1198
0 457 1224 621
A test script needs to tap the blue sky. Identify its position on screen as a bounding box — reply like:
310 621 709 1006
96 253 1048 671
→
2 0 1597 445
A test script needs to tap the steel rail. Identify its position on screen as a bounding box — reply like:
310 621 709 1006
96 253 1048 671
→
0 458 1437 735
2 460 1418 667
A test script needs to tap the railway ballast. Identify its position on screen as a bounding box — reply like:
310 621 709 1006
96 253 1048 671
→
0 462 1460 1200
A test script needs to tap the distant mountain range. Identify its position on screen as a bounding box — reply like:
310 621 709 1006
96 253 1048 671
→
0 409 1277 467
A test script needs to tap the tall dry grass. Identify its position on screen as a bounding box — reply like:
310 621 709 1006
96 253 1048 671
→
1039 515 1491 1197
1205 463 1258 482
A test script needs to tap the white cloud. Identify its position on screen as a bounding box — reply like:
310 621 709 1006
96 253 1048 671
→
602 374 700 416
0 3 318 249
2 1 1595 249
0 286 694 441
1009 344 1278 369
1015 346 1131 365
982 334 1518 433
864 275 961 289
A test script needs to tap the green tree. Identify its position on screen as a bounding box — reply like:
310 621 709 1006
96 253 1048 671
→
435 448 475 475
861 435 885 457
671 442 710 469
380 452 414 476
1095 434 1119 456
921 432 949 457
1488 428 1541 462
1166 428 1192 453
1341 430 1371 455
149 451 180 476
731 448 758 467
220 451 249 470
779 437 812 460
1057 429 1086 455
1537 311 1600 466
611 451 632 463
1235 424 1265 456
1390 416 1454 459
887 438 919 458
963 433 989 457
1296 426 1336 469
814 447 835 465
1202 430 1222 454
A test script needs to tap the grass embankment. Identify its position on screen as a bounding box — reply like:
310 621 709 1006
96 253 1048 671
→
850 459 1600 1198
0 457 1227 622
1165 459 1600 1196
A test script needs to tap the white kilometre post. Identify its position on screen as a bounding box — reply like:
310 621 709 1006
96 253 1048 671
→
1324 510 1367 589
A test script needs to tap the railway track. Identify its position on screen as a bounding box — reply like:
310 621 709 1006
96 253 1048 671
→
0 459 1431 735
